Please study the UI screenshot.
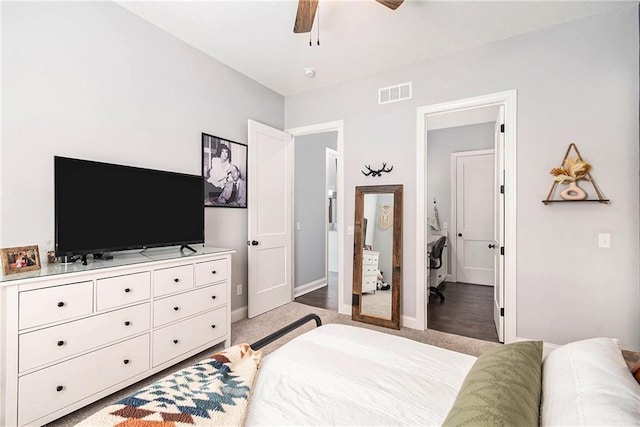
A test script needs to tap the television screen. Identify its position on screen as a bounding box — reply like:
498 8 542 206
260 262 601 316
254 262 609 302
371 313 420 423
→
55 156 204 256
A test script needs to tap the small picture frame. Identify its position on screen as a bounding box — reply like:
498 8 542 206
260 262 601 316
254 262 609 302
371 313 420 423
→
1 245 41 275
202 133 248 208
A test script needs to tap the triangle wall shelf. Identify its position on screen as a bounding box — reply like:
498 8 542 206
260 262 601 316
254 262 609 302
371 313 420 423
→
542 143 609 205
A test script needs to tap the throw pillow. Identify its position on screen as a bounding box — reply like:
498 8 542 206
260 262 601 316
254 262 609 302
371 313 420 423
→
442 340 543 427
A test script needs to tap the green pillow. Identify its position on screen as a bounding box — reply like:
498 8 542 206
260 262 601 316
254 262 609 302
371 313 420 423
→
442 340 543 427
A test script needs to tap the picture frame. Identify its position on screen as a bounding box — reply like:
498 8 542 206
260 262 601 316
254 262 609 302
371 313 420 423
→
1 245 41 275
202 133 248 208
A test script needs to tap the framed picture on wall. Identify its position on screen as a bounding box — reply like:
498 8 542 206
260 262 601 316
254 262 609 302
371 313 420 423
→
1 245 41 275
202 133 248 208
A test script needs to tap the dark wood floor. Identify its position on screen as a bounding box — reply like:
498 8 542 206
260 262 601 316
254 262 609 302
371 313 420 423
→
428 282 499 343
295 277 499 343
294 272 338 311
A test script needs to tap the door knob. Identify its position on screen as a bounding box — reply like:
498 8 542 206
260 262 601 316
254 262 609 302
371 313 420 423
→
250 240 259 246
488 244 496 249
458 233 462 237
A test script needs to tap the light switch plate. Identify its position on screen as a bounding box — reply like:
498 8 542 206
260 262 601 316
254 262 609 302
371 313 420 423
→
598 233 611 248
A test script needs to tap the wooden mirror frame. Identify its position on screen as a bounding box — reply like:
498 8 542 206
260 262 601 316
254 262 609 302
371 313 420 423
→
352 184 403 329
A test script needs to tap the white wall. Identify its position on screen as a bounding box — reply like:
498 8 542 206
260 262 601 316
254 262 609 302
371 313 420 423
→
284 6 640 349
1 2 284 312
294 131 337 287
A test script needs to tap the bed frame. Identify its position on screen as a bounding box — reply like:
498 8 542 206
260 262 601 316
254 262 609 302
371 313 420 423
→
249 313 322 350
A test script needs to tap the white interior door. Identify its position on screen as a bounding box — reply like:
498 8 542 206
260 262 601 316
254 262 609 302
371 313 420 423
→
493 106 506 342
455 149 495 286
247 120 292 318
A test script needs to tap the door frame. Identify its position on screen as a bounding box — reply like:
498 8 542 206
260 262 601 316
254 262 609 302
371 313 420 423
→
326 148 338 277
450 148 495 285
415 90 517 343
286 121 345 314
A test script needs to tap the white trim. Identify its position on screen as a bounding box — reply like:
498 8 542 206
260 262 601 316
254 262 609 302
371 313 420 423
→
293 278 327 298
450 149 495 284
326 148 338 280
231 306 248 323
286 121 346 315
416 90 517 343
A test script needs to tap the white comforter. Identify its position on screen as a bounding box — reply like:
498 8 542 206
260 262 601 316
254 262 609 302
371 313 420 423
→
245 324 476 426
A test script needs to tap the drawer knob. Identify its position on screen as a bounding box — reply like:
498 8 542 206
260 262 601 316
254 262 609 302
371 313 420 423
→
57 340 65 347
123 359 130 365
211 295 216 300
211 324 216 329
57 301 65 308
173 339 179 344
56 385 64 392
173 278 180 283
173 306 180 311
124 288 131 293
124 321 131 326
212 270 217 274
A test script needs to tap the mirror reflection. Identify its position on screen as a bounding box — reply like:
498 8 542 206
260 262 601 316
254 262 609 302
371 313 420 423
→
361 193 394 319
352 184 402 330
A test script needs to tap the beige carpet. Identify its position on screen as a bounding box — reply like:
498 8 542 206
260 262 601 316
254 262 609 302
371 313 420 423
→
47 302 499 426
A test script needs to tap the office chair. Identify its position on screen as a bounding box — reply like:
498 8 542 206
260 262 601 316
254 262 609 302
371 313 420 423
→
429 236 447 302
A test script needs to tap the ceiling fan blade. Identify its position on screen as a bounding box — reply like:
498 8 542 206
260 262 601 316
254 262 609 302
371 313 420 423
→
294 0 319 33
375 0 404 10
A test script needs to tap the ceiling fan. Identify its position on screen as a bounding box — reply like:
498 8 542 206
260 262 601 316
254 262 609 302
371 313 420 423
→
293 0 405 33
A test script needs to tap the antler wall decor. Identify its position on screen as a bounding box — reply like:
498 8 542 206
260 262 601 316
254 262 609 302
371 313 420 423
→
361 163 393 177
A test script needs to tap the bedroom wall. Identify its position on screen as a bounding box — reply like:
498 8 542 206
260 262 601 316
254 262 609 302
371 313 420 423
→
294 131 337 289
1 1 284 313
284 6 640 349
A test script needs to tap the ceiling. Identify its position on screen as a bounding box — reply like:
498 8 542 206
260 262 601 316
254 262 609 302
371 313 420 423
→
115 1 632 97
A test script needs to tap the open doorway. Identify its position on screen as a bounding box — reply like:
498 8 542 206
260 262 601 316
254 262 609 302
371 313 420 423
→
426 114 499 342
291 131 340 312
416 90 517 344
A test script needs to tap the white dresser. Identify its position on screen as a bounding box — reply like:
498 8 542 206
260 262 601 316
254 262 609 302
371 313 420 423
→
0 246 233 426
362 250 380 293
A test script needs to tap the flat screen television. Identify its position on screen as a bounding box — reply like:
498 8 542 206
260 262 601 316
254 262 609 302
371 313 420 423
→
55 156 204 258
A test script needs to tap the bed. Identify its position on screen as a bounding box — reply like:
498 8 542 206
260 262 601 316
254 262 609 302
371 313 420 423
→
79 315 640 426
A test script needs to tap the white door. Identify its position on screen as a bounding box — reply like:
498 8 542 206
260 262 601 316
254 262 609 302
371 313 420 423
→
493 107 506 342
455 149 495 285
247 120 293 318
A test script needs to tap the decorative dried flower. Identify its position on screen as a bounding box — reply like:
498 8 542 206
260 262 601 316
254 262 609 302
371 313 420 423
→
550 157 591 183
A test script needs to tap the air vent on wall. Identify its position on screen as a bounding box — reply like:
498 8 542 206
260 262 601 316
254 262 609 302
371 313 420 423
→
378 82 412 105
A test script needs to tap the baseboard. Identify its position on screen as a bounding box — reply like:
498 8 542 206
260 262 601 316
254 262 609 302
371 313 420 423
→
402 315 423 330
293 278 327 298
231 306 248 323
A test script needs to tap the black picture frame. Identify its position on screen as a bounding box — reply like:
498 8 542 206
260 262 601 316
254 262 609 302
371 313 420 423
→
202 133 248 208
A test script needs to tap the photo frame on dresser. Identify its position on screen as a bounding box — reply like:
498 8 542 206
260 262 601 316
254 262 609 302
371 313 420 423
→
1 245 41 275
202 133 248 208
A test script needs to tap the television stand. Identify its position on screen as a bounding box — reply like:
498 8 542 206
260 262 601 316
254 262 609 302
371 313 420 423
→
180 244 197 253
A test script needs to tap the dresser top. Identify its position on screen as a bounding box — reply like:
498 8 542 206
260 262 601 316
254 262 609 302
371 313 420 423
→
0 245 234 285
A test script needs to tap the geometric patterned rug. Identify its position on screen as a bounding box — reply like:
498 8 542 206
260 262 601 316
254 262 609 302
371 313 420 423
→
75 344 262 427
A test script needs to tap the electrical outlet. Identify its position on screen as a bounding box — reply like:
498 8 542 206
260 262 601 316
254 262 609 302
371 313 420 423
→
236 284 243 295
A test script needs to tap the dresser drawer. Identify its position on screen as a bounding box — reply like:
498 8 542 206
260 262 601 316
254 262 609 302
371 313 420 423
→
153 264 193 297
19 303 150 373
195 258 228 287
19 281 93 330
154 284 227 327
363 275 377 293
153 308 226 367
96 272 151 311
18 334 150 426
363 265 378 275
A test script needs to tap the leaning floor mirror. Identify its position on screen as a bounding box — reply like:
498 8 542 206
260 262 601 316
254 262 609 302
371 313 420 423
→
352 184 403 329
